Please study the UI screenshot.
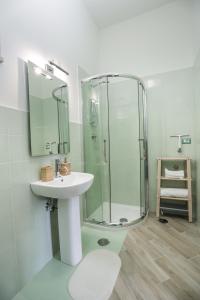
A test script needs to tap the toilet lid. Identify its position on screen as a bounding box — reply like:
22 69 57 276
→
68 249 121 300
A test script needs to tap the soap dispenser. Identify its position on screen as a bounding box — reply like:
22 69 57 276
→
59 157 71 176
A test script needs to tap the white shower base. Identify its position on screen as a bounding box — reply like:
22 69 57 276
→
89 202 141 225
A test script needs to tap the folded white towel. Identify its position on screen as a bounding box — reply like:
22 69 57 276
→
160 188 188 198
165 168 184 179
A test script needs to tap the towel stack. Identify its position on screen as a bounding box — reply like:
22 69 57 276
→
161 168 188 198
165 168 184 179
160 188 188 198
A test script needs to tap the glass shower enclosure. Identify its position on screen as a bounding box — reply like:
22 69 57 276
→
82 74 148 227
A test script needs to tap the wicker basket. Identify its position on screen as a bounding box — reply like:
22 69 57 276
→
40 165 53 181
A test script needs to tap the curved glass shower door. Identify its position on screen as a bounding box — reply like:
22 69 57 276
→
82 78 110 224
82 74 148 226
138 82 148 217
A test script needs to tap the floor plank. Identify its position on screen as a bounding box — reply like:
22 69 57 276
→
111 215 200 300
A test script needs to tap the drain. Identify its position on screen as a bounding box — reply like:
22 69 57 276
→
119 218 128 223
159 218 168 224
97 238 110 246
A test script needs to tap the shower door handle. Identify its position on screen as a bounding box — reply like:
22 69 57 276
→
138 138 147 160
103 139 107 163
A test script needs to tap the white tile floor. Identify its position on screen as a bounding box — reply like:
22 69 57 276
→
89 202 141 224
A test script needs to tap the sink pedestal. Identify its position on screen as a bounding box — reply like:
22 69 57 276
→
31 172 94 266
57 196 82 266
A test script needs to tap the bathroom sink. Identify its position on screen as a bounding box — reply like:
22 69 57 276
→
31 172 94 199
31 172 94 266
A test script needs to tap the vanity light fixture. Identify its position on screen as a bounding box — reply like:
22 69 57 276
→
45 63 54 74
49 60 69 76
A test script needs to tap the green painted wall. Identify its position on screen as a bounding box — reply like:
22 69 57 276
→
194 51 200 222
144 68 196 213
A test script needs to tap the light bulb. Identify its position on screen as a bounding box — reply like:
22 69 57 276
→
46 74 52 80
34 67 42 75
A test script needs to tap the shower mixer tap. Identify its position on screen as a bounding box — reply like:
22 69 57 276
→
170 134 190 153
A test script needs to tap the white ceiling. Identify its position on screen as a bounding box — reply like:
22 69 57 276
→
83 0 176 28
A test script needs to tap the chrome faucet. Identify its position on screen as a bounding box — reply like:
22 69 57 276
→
55 159 61 177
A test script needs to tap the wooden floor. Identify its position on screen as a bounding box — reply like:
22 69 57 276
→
110 215 200 300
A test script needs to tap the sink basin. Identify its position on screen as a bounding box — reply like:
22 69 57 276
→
31 172 94 199
31 172 94 266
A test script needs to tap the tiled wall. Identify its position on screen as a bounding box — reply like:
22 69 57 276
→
69 122 83 173
69 122 84 223
0 106 52 300
0 105 83 300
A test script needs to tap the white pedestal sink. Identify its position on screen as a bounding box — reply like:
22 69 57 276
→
31 172 94 266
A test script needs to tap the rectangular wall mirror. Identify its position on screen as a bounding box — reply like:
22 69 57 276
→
27 61 70 156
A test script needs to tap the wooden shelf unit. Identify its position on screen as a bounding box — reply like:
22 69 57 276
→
160 177 190 181
156 157 192 222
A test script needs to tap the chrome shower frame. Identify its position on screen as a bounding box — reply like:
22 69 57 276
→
82 73 149 228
